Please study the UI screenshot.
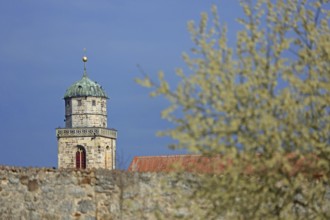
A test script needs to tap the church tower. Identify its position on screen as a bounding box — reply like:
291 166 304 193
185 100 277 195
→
56 55 117 169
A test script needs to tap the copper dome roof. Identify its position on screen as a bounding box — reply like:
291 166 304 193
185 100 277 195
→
64 74 108 99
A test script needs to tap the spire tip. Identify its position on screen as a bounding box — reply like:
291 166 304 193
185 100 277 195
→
82 48 88 77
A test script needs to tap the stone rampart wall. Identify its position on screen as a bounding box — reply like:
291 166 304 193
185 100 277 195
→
0 166 194 220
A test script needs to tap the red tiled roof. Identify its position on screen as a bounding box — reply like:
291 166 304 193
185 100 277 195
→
127 155 228 173
128 153 326 178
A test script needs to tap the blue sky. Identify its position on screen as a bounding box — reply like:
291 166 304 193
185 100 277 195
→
0 1 243 169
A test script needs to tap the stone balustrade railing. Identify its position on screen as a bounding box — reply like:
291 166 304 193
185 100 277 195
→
56 127 117 139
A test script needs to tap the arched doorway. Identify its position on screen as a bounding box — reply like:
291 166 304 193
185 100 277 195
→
76 146 86 169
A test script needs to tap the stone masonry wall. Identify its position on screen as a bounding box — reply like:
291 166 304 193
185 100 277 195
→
65 97 107 128
0 166 195 220
58 136 116 169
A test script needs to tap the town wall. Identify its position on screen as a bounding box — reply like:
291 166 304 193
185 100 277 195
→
0 166 195 220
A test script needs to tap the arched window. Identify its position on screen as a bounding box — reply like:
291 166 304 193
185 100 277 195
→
76 146 86 169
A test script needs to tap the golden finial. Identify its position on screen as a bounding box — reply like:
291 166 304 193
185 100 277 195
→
82 48 88 62
82 48 88 77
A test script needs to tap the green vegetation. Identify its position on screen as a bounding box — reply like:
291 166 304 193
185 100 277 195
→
137 0 330 219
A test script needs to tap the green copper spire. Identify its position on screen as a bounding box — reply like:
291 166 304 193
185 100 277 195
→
63 54 108 99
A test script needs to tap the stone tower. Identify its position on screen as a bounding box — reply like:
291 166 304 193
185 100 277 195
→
56 56 117 169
